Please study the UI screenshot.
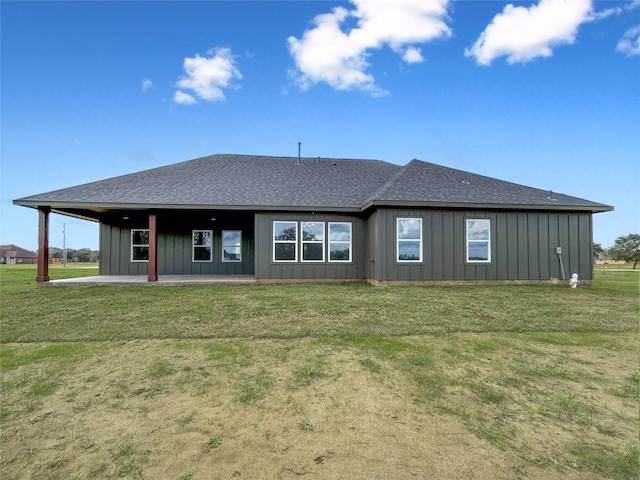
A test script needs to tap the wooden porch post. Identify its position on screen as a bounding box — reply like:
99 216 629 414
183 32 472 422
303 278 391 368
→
36 207 50 283
148 213 158 282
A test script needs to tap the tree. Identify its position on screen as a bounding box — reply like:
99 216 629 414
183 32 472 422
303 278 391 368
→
608 234 640 269
73 248 93 263
593 243 604 260
45 246 99 263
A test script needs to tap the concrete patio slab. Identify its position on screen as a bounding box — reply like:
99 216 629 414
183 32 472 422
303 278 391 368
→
41 275 256 286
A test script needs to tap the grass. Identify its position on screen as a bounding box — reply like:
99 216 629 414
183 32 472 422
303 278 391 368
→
292 357 326 386
206 436 222 449
0 343 85 370
0 263 98 291
148 360 174 379
0 264 637 479
112 442 139 478
236 370 274 404
1 266 636 343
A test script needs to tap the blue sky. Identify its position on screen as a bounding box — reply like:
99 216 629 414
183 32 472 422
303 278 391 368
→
2 0 638 252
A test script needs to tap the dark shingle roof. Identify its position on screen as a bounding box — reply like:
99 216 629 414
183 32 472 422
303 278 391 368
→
15 154 401 210
0 244 37 259
13 154 612 215
367 160 611 210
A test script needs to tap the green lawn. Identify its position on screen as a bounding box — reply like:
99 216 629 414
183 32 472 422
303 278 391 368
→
0 265 637 342
0 265 638 479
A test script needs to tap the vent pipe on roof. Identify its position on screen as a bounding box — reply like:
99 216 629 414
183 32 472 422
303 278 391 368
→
297 142 301 165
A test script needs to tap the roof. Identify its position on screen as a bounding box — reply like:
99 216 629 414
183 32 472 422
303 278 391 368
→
0 244 37 259
13 154 613 218
366 159 611 211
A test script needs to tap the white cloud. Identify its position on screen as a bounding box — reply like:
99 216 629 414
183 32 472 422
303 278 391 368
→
142 78 153 91
589 0 640 21
465 0 593 66
588 5 622 21
288 0 452 95
173 90 197 105
617 24 640 56
174 47 242 104
402 47 424 63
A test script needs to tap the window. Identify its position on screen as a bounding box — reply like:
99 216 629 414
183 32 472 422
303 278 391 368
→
273 220 353 263
301 222 325 262
131 229 149 262
397 218 422 262
222 231 242 262
193 230 213 262
328 222 352 262
466 219 491 263
274 221 297 261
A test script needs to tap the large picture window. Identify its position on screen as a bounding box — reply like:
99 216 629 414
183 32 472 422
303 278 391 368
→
193 230 213 262
222 231 242 262
397 218 422 262
273 220 353 263
131 229 149 262
274 221 297 261
466 219 491 263
328 222 352 262
301 222 325 262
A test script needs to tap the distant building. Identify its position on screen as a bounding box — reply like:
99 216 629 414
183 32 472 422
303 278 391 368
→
0 244 38 264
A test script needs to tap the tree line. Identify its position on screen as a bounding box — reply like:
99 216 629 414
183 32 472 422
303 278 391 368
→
593 233 640 269
49 247 99 263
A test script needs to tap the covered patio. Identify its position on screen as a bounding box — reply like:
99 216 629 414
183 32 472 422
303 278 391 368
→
41 274 256 286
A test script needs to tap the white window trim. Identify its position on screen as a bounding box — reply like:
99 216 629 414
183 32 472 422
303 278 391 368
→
131 229 149 263
273 221 298 262
328 222 352 262
396 218 423 263
222 230 242 263
192 229 213 263
301 221 325 263
466 219 491 263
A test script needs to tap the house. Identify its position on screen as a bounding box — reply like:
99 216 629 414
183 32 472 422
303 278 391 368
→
13 154 613 284
0 244 38 265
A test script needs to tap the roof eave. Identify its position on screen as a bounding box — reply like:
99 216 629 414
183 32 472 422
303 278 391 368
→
361 199 614 213
13 200 363 215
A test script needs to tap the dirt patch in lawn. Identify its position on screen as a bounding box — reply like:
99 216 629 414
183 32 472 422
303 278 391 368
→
1 334 637 479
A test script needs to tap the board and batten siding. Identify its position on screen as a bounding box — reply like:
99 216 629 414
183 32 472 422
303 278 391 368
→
98 208 593 283
99 213 255 275
370 209 593 283
254 213 366 281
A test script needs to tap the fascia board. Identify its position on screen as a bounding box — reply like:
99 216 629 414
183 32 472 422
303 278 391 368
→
360 200 614 213
51 210 101 222
13 200 362 214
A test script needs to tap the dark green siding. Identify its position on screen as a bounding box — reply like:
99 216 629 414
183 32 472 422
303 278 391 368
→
369 209 593 282
98 207 594 283
99 212 254 275
255 213 366 280
364 210 379 280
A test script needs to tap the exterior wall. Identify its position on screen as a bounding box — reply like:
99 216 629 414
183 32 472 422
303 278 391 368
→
99 211 254 275
97 207 594 283
364 210 379 280
255 213 366 280
1 256 37 265
370 209 594 283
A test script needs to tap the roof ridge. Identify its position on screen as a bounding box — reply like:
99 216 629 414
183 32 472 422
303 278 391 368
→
365 159 415 204
418 159 608 204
